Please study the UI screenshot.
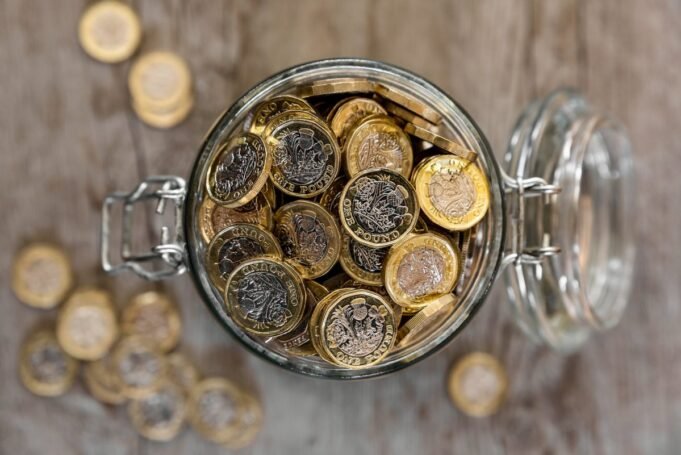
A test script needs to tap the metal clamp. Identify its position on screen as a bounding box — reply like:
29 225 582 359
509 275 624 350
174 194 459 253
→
100 176 188 281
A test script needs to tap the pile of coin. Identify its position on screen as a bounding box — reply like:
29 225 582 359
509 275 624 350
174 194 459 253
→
200 79 491 370
12 243 262 447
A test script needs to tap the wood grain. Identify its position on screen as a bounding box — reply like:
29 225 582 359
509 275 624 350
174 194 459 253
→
1 1 680 454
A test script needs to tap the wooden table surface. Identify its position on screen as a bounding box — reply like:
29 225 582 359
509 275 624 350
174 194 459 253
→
2 1 680 454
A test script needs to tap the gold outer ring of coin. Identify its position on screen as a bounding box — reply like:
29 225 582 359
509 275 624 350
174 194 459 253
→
448 352 509 418
19 329 79 397
225 258 306 337
83 355 127 405
207 223 283 292
121 291 182 353
374 84 442 124
128 380 187 441
396 293 458 347
273 200 341 279
317 175 347 216
128 51 192 109
341 280 403 327
412 154 490 231
404 122 478 162
221 393 264 449
111 335 168 399
206 133 272 207
56 288 118 361
329 97 387 142
78 1 142 64
383 100 440 133
262 180 278 209
167 351 201 392
383 232 460 309
339 234 387 286
132 95 194 129
249 95 314 135
344 114 414 178
11 243 73 309
297 78 378 98
198 193 274 244
187 377 247 443
308 288 353 362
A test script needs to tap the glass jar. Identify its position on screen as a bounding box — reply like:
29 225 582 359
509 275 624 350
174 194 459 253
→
100 59 634 378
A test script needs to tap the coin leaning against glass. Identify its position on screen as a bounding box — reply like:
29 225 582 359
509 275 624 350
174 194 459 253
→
448 352 508 418
273 200 341 279
249 95 314 136
187 377 247 443
111 335 168 399
11 243 73 309
121 291 182 353
224 258 306 337
329 97 387 142
199 193 274 244
78 0 142 64
207 223 283 292
339 233 388 286
404 123 478 162
339 168 420 247
128 380 187 441
19 328 79 397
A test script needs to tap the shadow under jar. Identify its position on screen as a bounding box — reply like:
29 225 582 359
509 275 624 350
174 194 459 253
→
101 59 635 379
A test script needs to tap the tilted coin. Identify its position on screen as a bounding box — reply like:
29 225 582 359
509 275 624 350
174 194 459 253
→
207 223 283 292
225 258 306 337
308 288 353 363
78 1 142 63
199 193 273 244
396 293 458 347
249 95 314 136
129 52 192 110
329 97 387 142
305 280 330 302
340 168 420 247
383 100 440 133
56 288 118 361
167 351 200 393
265 111 341 198
414 216 430 234
321 272 351 291
206 133 272 207
339 234 388 286
121 291 182 353
221 393 264 449
19 329 78 397
111 335 168 399
412 155 490 231
317 175 347 217
262 180 278 209
297 78 378 98
384 233 460 309
128 380 187 441
273 201 341 279
375 84 442 124
188 378 246 443
275 286 318 354
12 243 73 309
448 352 508 418
344 114 413 178
83 354 127 405
404 123 478 162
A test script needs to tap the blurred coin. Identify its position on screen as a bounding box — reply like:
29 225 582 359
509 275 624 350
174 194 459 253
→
128 380 187 441
249 95 314 136
129 51 192 110
121 291 182 353
188 378 246 443
131 95 194 129
167 351 200 393
199 193 273 244
78 1 141 63
329 97 386 142
83 354 127 405
448 352 508 418
375 84 442 124
19 328 78 397
404 123 477 161
12 243 73 309
111 335 168 399
221 393 263 449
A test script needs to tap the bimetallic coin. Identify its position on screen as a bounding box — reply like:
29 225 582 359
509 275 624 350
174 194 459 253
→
265 112 340 198
221 393 264 449
167 351 200 393
396 293 458 347
375 84 442 124
412 155 490 231
207 224 283 292
298 78 378 98
344 114 413 178
128 380 187 441
199 193 273 244
83 354 127 405
206 133 271 207
121 291 182 353
225 258 306 337
448 352 508 418
383 100 440 133
317 176 347 217
12 243 73 309
275 286 317 355
132 95 194 129
309 288 353 363
404 123 478 162
273 201 341 279
57 288 118 361
111 336 168 399
78 1 141 63
188 378 246 443
19 329 78 397
329 97 387 142
340 169 420 247
339 234 388 286
129 52 192 110
384 233 460 309
249 95 314 136
341 280 403 327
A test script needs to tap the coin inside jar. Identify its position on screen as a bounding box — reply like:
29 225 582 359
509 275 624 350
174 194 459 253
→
273 201 341 279
374 84 442 124
111 336 168 399
207 223 283 292
19 329 78 397
249 95 314 136
188 378 246 443
404 123 478 162
384 233 460 309
78 1 142 64
12 243 73 309
339 234 388 286
56 288 118 361
340 168 419 247
317 175 347 216
412 155 490 231
121 291 182 353
224 258 306 337
448 352 508 418
128 380 187 441
329 97 387 142
206 133 272 207
199 193 273 244
344 114 413 178
83 354 127 405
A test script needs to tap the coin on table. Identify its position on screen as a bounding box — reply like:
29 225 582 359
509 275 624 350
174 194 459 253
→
329 97 387 142
207 223 283 292
225 258 306 337
199 193 273 244
404 123 478 161
129 51 192 109
383 233 460 310
188 378 246 443
273 201 341 279
412 154 490 231
297 78 378 98
19 329 78 397
132 95 194 129
383 100 440 133
448 352 508 418
167 351 200 393
317 175 347 217
206 133 271 207
83 354 127 405
56 288 118 361
78 1 141 64
249 95 314 136
111 335 168 399
264 110 341 198
222 393 264 449
344 114 413 178
375 84 442 124
12 243 73 309
121 291 182 353
340 168 419 247
396 293 458 347
339 234 388 286
128 380 187 441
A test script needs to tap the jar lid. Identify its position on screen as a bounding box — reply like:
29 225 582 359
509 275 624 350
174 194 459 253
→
502 89 635 352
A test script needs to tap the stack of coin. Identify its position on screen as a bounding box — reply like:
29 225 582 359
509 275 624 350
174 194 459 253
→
198 78 491 371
